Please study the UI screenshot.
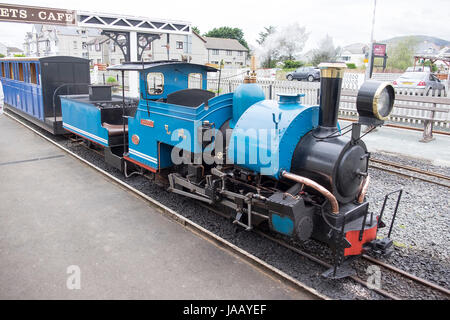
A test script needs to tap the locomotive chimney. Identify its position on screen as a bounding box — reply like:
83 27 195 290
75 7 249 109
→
318 62 347 128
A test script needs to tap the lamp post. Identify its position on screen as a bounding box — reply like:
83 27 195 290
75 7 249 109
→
365 0 377 80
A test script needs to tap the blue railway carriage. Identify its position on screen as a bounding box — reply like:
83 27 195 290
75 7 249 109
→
0 56 90 134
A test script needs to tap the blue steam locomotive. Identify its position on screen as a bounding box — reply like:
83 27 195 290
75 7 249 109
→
1 56 400 278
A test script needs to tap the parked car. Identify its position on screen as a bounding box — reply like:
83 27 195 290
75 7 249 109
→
286 67 320 82
393 72 445 96
0 81 4 116
405 66 431 72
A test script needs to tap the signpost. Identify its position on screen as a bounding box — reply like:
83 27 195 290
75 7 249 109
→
0 3 77 26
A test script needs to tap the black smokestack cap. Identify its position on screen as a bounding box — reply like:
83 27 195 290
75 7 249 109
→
318 62 347 128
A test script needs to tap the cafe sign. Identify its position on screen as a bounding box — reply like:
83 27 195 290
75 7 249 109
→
0 3 77 26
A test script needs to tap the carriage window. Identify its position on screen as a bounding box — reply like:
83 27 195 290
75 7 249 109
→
9 63 14 80
0 63 4 78
188 73 202 89
29 63 38 84
147 73 164 95
18 63 24 81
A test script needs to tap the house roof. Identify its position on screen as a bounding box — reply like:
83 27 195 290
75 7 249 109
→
193 31 207 43
203 37 248 51
342 43 369 55
107 60 218 72
7 47 23 53
86 35 110 46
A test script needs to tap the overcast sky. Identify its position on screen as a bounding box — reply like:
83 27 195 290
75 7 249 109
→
0 0 449 51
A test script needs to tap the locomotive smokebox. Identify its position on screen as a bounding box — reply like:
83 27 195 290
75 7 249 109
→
318 62 347 128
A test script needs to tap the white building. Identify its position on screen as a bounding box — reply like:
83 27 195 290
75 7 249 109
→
85 31 208 66
338 43 369 67
23 25 99 58
22 25 245 68
204 37 249 68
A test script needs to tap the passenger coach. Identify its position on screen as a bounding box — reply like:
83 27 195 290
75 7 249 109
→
0 56 90 134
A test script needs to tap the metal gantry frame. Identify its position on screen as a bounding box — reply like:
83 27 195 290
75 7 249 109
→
76 11 192 96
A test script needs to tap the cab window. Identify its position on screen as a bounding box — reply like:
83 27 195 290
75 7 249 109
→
147 72 164 95
188 73 202 89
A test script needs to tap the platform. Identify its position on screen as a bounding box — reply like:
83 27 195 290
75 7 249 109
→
0 115 312 300
340 120 450 167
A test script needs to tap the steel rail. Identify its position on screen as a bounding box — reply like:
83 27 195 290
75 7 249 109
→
362 254 450 297
4 111 327 301
369 163 450 188
370 158 450 181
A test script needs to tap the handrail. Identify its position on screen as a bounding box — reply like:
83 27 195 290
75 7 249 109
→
52 83 89 123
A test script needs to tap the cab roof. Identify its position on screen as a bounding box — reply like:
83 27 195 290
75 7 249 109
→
107 60 218 72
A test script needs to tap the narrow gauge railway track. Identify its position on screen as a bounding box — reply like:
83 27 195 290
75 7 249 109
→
198 203 400 300
4 111 327 301
369 158 450 188
201 203 450 300
67 135 449 299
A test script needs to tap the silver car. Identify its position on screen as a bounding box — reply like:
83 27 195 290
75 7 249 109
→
393 72 446 96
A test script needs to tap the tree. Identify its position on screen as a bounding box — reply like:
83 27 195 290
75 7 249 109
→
256 26 276 45
310 35 341 66
256 23 309 68
256 26 278 68
192 26 200 35
386 38 418 71
203 27 249 50
275 24 309 61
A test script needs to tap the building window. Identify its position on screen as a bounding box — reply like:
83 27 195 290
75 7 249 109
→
238 51 243 56
147 72 164 95
226 50 232 56
212 49 219 55
73 41 77 50
176 41 183 49
95 43 101 52
188 73 202 89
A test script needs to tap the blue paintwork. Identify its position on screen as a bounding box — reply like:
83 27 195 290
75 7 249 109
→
139 63 209 100
271 214 294 236
128 93 233 170
123 63 235 171
0 60 43 120
230 83 265 128
228 92 320 179
60 97 109 147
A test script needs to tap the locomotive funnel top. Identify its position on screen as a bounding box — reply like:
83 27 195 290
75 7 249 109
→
318 62 347 128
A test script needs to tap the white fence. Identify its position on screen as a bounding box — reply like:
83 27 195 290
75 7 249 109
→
208 77 450 132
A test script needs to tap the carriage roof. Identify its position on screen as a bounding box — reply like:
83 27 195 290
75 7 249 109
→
107 60 218 72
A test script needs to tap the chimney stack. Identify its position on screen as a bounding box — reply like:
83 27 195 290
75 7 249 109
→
318 62 347 128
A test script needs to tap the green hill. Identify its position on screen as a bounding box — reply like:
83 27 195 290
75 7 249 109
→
382 35 450 48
